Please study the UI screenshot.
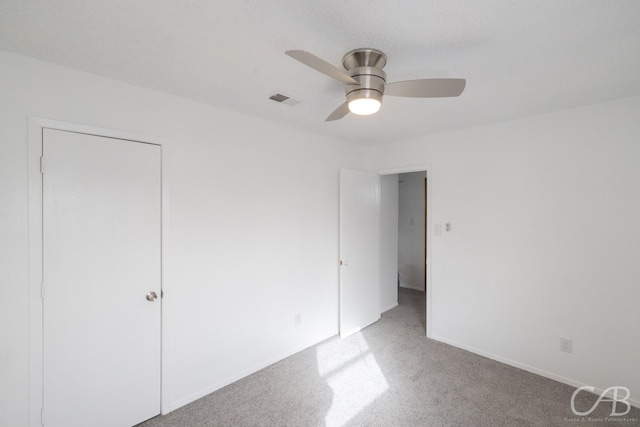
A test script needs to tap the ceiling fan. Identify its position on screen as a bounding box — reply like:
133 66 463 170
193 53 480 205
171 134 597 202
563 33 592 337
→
285 48 466 121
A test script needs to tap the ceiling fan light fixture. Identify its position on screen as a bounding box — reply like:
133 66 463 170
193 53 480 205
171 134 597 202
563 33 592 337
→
348 97 381 115
346 88 383 116
285 48 465 122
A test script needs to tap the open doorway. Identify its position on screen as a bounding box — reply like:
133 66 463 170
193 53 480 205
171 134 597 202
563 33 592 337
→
398 171 427 292
397 171 427 333
380 167 430 336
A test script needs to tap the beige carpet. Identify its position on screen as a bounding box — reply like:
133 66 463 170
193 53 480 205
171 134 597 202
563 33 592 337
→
139 288 639 426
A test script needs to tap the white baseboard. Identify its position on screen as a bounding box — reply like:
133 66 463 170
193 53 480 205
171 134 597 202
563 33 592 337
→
166 329 337 413
380 302 398 313
430 334 640 409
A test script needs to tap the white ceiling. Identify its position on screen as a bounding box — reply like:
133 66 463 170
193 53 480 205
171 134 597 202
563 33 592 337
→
1 1 640 146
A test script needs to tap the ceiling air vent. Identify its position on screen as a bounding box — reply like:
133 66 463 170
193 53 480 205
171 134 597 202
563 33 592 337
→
269 93 289 102
269 93 301 106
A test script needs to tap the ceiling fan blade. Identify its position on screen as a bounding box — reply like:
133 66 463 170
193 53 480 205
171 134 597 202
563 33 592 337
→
384 78 466 98
286 50 359 85
325 103 350 122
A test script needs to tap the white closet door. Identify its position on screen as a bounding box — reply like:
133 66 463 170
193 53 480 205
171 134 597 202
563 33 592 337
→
339 169 380 337
43 129 161 427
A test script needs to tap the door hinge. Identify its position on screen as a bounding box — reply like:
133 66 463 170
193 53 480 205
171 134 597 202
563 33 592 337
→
41 281 45 300
40 156 44 174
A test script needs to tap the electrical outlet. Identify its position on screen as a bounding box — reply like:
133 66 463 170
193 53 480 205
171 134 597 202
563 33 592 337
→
560 338 572 353
294 313 302 326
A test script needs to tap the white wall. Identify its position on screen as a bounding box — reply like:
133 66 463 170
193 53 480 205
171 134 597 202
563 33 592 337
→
398 171 426 291
0 50 369 426
380 174 398 312
371 95 640 406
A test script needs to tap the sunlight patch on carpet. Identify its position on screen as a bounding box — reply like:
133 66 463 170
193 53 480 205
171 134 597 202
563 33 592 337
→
316 333 388 427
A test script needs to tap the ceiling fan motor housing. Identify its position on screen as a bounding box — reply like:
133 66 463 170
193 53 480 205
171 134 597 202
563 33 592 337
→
343 48 387 104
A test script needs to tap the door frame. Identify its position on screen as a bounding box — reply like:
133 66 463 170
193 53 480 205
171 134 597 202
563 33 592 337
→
27 117 170 426
378 164 432 338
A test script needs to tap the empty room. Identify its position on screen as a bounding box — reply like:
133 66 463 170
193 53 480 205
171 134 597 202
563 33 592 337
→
1 1 639 426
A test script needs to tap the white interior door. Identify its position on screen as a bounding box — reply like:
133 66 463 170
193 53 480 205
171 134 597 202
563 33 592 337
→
43 129 161 427
339 169 380 338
